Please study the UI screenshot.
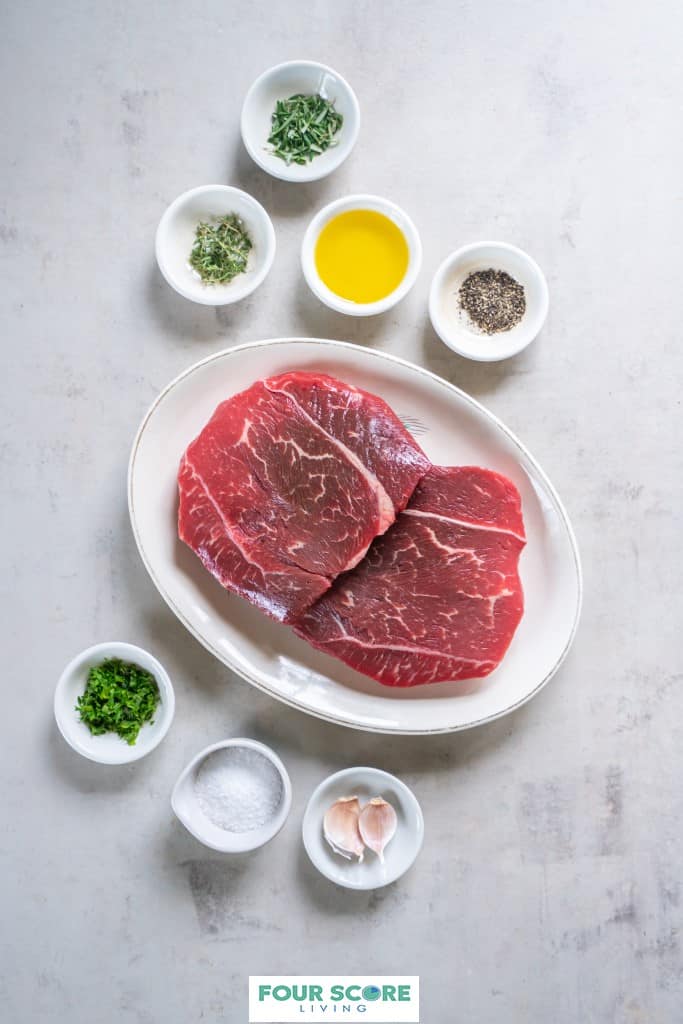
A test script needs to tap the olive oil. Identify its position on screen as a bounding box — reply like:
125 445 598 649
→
315 209 409 303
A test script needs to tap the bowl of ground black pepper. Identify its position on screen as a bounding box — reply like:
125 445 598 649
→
429 242 549 361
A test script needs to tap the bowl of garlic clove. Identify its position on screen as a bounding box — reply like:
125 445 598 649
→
302 767 424 890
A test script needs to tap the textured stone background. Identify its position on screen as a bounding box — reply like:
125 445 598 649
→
2 2 681 1021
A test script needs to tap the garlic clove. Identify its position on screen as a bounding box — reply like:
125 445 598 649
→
358 797 397 864
323 796 365 861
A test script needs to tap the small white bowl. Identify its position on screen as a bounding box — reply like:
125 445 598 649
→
155 185 276 306
301 194 422 317
241 60 360 183
54 642 175 765
171 739 292 853
302 767 424 890
429 241 549 361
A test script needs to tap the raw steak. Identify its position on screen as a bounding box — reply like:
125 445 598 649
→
294 466 526 686
178 372 429 623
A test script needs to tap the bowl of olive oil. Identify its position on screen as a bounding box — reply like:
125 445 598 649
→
301 194 422 316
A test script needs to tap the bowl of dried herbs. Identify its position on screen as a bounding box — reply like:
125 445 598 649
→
156 185 276 305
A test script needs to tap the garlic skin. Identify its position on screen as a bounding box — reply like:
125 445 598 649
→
358 797 397 863
323 796 365 861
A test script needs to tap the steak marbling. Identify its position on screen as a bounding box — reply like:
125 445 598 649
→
178 372 429 623
294 466 526 686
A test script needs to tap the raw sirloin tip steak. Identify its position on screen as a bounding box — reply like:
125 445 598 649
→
178 371 430 623
295 466 526 686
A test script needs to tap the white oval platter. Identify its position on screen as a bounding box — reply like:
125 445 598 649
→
128 338 582 735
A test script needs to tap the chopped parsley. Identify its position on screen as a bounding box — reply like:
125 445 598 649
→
76 658 161 745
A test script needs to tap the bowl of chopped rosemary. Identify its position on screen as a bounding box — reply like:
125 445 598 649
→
54 642 175 764
155 185 276 305
241 60 360 183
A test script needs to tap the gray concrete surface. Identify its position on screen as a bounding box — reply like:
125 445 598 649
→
2 2 682 1021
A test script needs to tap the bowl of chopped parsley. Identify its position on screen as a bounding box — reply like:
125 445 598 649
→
241 60 360 182
156 184 276 305
54 642 175 764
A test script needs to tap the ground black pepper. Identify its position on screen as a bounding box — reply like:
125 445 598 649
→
458 268 526 334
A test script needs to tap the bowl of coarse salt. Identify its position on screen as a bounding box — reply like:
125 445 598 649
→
171 739 292 853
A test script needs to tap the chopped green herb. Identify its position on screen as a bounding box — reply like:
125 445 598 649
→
267 93 343 165
189 214 252 285
76 658 161 745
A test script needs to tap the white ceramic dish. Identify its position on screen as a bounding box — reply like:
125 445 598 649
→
128 338 582 736
241 60 360 183
301 194 422 316
429 242 549 361
54 642 175 764
171 739 292 852
155 185 276 306
302 767 423 890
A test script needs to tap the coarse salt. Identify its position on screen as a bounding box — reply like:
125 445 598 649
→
193 746 283 833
